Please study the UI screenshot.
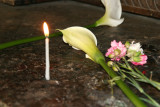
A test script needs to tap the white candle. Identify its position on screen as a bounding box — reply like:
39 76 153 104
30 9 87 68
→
43 22 50 80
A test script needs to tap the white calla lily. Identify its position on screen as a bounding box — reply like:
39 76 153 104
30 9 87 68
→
58 26 105 63
95 0 124 27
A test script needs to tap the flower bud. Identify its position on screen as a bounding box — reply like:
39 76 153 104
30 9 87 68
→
114 49 121 56
112 66 119 72
125 41 130 48
107 61 114 67
108 54 115 58
133 56 141 62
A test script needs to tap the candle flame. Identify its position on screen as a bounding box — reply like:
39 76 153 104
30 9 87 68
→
43 22 49 37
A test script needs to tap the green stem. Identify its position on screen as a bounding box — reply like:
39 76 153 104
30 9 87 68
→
0 23 97 50
0 32 62 50
85 23 97 29
123 57 134 72
99 59 147 107
143 92 160 107
134 67 160 90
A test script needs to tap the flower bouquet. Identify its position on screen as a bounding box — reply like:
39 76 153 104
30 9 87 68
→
105 40 160 107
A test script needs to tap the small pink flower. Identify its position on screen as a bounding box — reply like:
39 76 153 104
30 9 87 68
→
105 40 127 61
131 55 148 66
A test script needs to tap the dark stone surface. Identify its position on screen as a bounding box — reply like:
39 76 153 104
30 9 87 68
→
0 1 160 107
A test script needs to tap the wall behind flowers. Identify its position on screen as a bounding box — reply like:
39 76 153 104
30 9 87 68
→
0 0 160 18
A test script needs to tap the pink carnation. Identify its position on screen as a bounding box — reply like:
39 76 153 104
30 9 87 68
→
105 40 127 61
131 55 148 66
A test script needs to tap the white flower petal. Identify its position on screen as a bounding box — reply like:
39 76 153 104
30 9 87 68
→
128 41 144 55
85 54 94 61
72 46 80 50
62 36 67 43
63 26 97 49
105 18 124 27
101 0 107 7
106 0 122 19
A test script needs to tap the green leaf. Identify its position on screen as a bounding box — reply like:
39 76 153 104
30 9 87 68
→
140 98 156 106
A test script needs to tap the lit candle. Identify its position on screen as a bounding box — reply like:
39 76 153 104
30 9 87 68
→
43 22 50 80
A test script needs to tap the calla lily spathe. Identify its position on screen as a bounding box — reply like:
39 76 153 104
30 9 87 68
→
95 0 124 27
58 26 105 63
